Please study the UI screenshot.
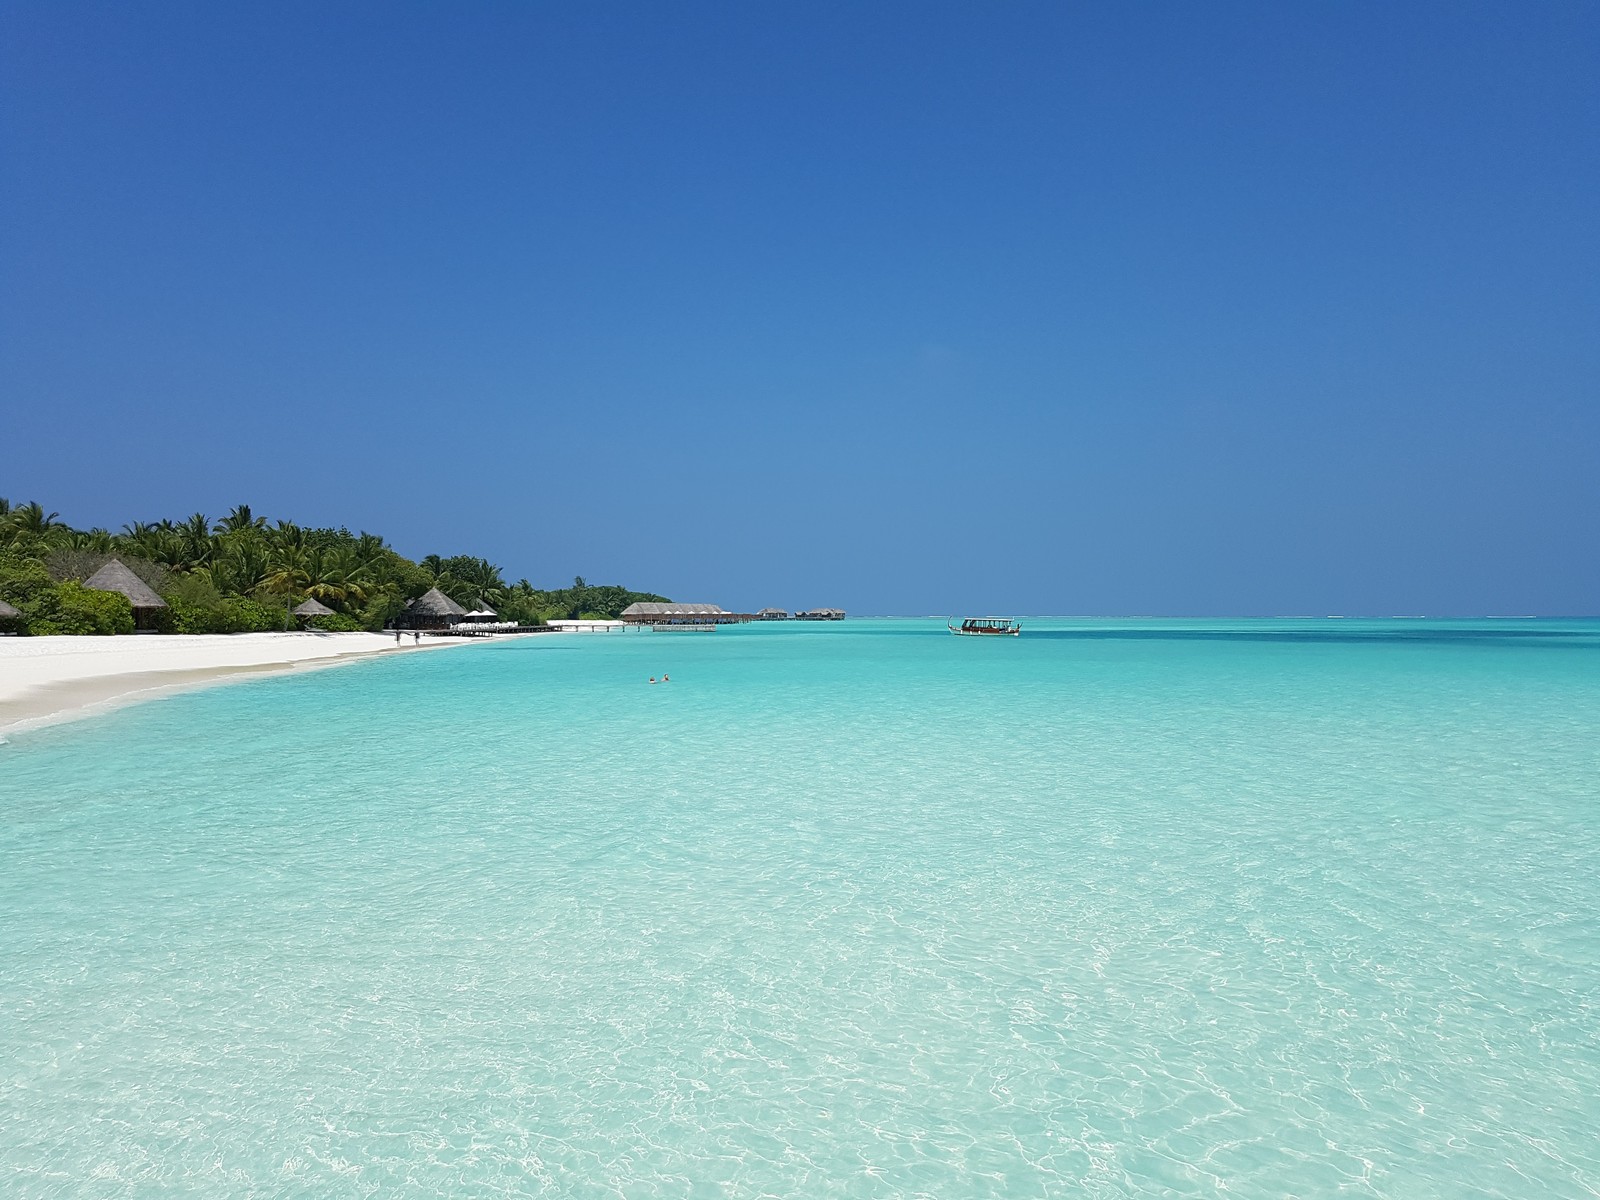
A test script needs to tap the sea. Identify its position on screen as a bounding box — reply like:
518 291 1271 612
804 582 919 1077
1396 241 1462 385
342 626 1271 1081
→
2 618 1598 1198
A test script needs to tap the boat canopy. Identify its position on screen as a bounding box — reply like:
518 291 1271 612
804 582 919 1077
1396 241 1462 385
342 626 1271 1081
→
951 616 1022 633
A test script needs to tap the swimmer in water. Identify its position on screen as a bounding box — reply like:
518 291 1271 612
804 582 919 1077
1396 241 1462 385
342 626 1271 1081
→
662 674 670 683
649 677 657 684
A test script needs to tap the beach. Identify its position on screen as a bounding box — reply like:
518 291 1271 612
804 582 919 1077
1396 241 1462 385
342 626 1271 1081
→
0 631 485 736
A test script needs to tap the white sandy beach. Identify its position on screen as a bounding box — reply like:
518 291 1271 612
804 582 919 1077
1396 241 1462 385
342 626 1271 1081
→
0 632 480 735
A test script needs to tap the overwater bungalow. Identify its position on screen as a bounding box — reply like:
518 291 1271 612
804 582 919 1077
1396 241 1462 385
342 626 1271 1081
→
83 558 168 631
620 602 751 630
755 608 791 621
794 607 846 621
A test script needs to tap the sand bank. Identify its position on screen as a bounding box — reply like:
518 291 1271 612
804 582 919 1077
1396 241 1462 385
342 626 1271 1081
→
0 631 486 736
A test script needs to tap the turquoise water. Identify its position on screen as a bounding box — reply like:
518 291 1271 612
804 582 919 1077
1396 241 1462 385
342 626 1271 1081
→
3 618 1599 1198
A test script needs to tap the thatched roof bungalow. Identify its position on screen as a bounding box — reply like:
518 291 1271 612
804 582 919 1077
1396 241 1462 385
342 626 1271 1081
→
293 597 335 619
620 602 751 628
83 559 167 630
400 586 467 629
0 598 21 626
795 607 846 621
755 608 790 621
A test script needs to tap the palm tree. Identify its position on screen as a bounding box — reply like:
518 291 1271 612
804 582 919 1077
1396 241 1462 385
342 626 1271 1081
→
215 505 266 536
1 501 74 553
416 555 507 607
263 545 311 630
177 512 214 569
304 546 375 611
65 528 115 553
207 538 271 596
353 532 388 569
268 521 307 554
4 501 63 539
123 519 182 567
117 521 161 562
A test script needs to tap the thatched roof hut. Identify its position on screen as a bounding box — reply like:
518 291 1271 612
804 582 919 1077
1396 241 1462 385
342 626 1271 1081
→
411 587 466 616
294 597 335 618
0 598 20 620
83 559 167 610
401 586 467 628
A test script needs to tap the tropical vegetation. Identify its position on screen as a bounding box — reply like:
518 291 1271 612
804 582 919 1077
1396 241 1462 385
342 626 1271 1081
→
0 498 667 636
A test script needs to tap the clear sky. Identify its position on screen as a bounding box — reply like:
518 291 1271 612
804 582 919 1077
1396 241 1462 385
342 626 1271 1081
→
3 2 1596 615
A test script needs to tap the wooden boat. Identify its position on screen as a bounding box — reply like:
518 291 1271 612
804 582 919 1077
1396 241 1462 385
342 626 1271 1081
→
949 617 1021 636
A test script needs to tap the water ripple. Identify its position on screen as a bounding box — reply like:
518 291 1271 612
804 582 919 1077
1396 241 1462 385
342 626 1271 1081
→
2 620 1598 1196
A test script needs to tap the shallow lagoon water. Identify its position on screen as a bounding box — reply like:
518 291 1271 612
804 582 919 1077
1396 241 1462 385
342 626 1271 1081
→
2 618 1598 1197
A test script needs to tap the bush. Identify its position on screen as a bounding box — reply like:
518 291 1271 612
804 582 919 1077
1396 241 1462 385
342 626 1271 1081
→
160 572 223 608
309 613 364 632
228 598 292 631
24 581 135 636
167 598 225 634
0 550 56 609
167 595 291 634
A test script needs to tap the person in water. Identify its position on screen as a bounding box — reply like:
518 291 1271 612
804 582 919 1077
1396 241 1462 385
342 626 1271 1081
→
662 674 670 683
649 677 657 684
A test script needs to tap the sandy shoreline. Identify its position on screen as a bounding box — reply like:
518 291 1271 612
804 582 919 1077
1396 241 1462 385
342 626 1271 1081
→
0 632 502 737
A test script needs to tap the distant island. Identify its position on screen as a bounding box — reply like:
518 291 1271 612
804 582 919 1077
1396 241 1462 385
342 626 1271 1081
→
0 499 668 636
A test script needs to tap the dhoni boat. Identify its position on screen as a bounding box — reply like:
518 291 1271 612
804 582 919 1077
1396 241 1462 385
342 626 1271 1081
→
949 616 1022 636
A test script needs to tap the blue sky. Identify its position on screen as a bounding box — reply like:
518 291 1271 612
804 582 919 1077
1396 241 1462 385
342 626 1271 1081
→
3 2 1596 614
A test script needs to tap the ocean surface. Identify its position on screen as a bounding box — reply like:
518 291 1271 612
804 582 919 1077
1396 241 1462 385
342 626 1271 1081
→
2 618 1598 1198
